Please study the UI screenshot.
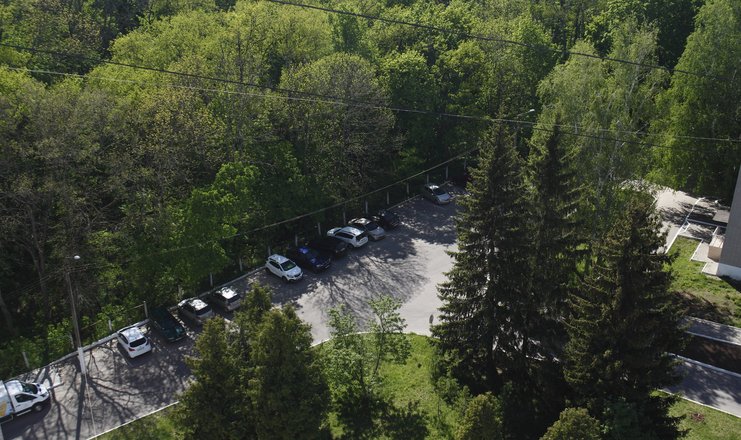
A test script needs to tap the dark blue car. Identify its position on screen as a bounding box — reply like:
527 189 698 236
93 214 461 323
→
287 246 332 273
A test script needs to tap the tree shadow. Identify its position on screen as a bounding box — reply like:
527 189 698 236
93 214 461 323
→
674 292 735 326
334 394 428 440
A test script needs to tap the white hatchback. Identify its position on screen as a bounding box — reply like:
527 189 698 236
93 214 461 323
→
265 254 303 282
327 226 369 248
117 326 152 359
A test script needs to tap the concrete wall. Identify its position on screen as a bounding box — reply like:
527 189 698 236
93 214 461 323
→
717 263 741 280
719 166 741 279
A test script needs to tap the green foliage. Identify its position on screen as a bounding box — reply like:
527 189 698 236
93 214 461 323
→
564 192 685 438
177 284 328 440
321 295 412 438
432 126 532 392
535 23 666 237
455 392 504 440
654 0 741 199
250 307 329 440
540 407 601 440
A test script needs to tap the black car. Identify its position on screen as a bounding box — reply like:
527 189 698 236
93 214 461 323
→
149 307 187 342
373 209 400 230
287 246 332 272
308 236 349 258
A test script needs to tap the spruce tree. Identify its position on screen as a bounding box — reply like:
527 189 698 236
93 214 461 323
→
564 193 685 439
432 126 533 392
528 124 585 360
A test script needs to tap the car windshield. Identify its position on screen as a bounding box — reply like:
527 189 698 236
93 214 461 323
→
130 337 147 347
196 304 213 316
281 261 297 271
432 187 447 196
358 231 368 240
20 382 37 394
227 295 241 304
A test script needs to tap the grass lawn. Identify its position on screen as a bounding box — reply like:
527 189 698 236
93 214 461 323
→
96 334 740 439
669 237 741 327
669 396 741 440
96 405 179 440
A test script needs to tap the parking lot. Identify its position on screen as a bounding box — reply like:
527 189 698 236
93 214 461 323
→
1 190 460 439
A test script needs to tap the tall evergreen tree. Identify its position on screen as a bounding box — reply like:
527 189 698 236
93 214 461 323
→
432 126 534 393
564 193 685 439
528 124 585 360
250 307 330 440
177 318 247 440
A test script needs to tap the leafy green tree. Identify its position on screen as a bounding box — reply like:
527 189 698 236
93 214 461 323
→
322 295 411 437
275 53 399 202
455 392 504 440
564 193 685 439
540 407 601 440
250 307 329 440
535 23 666 238
654 0 741 200
432 126 533 393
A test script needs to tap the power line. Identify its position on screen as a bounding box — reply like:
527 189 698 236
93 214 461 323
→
3 66 739 153
264 0 733 83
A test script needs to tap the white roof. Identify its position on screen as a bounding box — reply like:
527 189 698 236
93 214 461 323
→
119 326 145 341
215 287 238 300
268 254 289 264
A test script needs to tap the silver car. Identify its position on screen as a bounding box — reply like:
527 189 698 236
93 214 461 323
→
348 218 386 241
421 183 452 204
210 287 242 311
177 298 214 325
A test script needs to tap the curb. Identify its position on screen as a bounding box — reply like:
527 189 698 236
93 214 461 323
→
673 354 741 379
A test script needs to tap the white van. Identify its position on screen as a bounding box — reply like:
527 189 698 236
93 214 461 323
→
0 379 50 421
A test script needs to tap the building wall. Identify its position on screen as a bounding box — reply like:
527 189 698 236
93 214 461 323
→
719 166 741 279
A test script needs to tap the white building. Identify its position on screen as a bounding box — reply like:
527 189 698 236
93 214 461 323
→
717 167 741 280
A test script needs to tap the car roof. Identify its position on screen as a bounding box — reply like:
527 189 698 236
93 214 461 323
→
180 297 209 310
350 217 371 225
119 326 145 340
214 287 238 299
424 183 439 189
338 226 362 235
268 254 289 264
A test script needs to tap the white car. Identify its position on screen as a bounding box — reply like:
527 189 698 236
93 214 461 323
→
117 326 152 359
265 254 303 282
327 226 369 248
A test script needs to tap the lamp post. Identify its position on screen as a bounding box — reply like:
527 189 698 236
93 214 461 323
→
65 255 85 374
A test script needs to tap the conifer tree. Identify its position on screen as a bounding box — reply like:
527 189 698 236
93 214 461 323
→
528 124 585 360
432 127 534 392
564 193 685 439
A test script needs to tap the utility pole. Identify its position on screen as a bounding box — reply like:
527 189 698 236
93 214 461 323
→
65 255 85 374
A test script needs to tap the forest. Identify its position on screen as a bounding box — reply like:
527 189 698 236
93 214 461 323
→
0 0 739 395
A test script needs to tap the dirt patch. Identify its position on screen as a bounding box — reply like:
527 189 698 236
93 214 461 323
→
677 335 741 374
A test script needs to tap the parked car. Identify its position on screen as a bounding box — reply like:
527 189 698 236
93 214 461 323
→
209 286 242 311
178 297 214 325
265 254 303 282
150 307 186 342
287 246 332 272
348 217 386 241
421 183 452 205
117 326 152 359
0 380 50 420
327 226 369 248
308 236 349 258
373 209 400 230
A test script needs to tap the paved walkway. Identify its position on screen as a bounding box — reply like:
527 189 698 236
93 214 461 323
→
685 316 741 346
666 358 741 418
